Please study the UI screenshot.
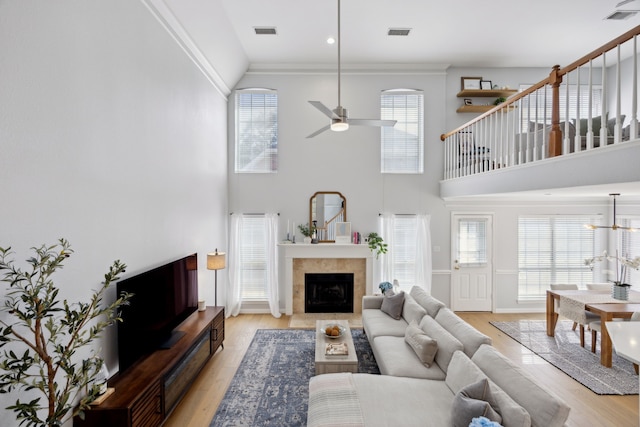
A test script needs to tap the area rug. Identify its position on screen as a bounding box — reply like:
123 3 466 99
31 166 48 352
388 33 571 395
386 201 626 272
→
209 329 379 426
491 319 638 395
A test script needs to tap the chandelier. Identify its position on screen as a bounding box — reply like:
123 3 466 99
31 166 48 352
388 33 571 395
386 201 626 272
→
585 193 637 232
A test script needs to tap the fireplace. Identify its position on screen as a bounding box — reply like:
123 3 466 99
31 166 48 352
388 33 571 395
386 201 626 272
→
305 273 354 313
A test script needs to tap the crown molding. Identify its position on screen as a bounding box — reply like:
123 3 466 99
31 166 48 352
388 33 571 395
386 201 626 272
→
140 0 231 99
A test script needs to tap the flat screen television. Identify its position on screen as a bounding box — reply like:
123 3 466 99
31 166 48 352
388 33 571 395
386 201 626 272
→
116 253 198 373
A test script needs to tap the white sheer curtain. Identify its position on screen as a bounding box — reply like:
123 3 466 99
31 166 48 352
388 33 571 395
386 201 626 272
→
380 213 432 294
227 214 243 317
264 213 281 318
226 213 281 318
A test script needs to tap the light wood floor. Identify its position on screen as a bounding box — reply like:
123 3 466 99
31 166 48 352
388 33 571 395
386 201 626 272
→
164 312 639 427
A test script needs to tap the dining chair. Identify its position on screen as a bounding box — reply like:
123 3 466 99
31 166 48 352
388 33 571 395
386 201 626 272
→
550 284 599 347
586 283 612 291
590 312 640 373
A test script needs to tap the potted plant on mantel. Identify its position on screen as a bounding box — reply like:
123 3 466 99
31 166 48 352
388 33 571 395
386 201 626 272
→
0 239 132 427
298 223 316 244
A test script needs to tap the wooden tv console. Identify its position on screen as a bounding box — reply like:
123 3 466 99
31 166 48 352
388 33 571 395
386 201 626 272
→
75 306 224 427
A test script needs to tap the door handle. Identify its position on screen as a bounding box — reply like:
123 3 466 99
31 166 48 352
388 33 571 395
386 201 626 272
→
453 260 460 270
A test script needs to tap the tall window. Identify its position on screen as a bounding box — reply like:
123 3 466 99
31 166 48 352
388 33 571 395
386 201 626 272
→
380 89 424 173
237 216 269 301
380 214 432 293
618 218 640 287
457 218 487 267
518 215 602 300
235 89 278 173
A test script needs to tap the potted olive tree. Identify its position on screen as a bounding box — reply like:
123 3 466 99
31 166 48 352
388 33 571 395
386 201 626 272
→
0 239 132 426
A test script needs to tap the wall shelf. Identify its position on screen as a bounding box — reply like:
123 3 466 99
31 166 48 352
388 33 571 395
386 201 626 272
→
457 89 518 98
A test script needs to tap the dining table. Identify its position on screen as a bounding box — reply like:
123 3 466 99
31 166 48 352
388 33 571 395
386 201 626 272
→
546 289 640 367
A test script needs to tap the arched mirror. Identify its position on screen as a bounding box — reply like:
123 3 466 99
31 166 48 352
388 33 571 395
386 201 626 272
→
309 191 347 242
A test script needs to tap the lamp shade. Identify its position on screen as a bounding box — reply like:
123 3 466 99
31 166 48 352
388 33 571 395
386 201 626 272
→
207 251 226 270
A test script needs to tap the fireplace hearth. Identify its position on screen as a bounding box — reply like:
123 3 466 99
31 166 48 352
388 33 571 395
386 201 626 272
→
305 273 354 313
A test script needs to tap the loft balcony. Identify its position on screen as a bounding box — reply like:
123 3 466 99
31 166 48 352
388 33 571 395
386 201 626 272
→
440 26 640 200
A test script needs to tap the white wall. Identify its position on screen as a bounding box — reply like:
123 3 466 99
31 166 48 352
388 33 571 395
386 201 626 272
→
0 0 231 423
228 66 637 312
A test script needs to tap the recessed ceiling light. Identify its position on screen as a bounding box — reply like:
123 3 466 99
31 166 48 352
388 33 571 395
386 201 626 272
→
388 28 411 36
254 27 277 35
327 36 336 44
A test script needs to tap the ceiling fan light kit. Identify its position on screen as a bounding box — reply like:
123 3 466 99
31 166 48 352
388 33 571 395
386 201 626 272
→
307 0 396 138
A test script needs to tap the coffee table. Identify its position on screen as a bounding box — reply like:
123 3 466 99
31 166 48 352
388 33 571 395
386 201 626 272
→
314 319 358 375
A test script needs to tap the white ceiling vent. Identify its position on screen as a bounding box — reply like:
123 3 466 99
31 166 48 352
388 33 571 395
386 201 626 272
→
388 28 411 36
254 27 277 35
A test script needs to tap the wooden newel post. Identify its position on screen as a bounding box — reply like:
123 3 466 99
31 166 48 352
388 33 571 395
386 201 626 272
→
548 65 563 157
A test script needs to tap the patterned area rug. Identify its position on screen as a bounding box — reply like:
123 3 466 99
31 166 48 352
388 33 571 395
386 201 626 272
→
209 329 379 426
491 319 638 395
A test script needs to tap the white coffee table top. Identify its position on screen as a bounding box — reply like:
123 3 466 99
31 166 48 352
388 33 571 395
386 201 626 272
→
315 319 358 368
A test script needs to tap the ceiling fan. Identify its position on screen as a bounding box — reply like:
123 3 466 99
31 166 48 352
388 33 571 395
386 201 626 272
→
306 0 397 138
585 193 637 232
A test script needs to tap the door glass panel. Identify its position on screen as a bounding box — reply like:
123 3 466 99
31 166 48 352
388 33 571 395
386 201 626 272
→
457 218 488 267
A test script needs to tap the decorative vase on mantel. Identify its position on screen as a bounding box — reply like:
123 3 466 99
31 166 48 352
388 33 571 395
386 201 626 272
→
612 282 631 301
303 236 312 244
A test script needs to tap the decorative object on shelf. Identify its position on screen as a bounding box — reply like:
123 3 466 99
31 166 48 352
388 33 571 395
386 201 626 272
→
585 250 640 299
461 76 482 90
366 232 387 258
0 239 132 426
207 248 226 306
464 98 473 105
298 222 315 244
480 80 492 90
585 193 637 232
335 222 351 244
379 281 393 294
493 97 506 105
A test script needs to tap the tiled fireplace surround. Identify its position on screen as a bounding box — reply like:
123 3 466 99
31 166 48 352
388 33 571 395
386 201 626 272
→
280 244 373 315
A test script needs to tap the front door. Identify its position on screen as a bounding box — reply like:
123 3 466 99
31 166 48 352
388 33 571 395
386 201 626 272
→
451 214 493 311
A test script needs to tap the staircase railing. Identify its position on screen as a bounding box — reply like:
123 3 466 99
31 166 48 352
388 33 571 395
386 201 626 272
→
441 25 640 180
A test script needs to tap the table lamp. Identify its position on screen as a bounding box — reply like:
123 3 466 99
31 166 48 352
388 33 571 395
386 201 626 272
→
207 249 226 307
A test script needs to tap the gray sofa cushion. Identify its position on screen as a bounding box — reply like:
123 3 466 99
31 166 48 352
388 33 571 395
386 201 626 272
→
402 293 427 325
473 344 569 427
435 308 492 357
353 373 454 426
381 290 405 319
451 378 502 427
404 320 437 367
446 351 532 427
419 315 463 373
410 285 445 317
372 335 446 380
362 309 408 339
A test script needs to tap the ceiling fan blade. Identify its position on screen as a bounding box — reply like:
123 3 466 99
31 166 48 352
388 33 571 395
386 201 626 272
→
306 124 331 138
309 101 338 119
349 119 397 127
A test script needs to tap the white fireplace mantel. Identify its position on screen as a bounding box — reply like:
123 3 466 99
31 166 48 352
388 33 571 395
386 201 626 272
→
279 243 374 315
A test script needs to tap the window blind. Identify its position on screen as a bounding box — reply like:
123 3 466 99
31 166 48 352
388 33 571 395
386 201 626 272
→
518 215 602 299
380 90 424 173
619 217 640 287
235 89 278 173
238 216 268 301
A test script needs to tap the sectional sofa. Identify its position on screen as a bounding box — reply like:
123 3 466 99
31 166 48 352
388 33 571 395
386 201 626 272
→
307 286 571 427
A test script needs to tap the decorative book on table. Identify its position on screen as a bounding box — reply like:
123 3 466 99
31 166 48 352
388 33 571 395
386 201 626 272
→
325 342 348 355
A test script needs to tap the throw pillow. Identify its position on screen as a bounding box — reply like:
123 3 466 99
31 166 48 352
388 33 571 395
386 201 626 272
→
380 290 404 320
404 320 438 367
401 293 427 324
451 378 503 427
